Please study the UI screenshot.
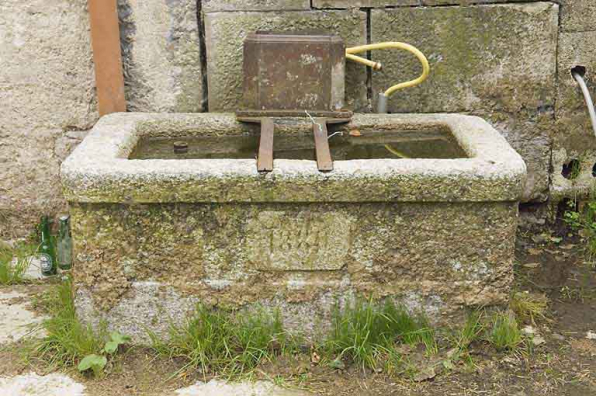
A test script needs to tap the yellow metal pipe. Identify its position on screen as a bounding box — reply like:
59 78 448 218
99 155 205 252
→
346 42 430 97
345 53 382 71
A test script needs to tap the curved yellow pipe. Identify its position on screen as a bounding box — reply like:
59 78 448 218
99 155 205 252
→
345 53 382 71
346 42 430 97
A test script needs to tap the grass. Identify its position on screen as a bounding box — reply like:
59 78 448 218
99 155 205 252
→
149 305 301 377
27 276 106 370
323 299 437 372
149 299 439 377
0 242 36 285
446 310 526 365
453 311 485 353
148 300 529 379
488 311 523 352
22 280 529 381
510 292 549 324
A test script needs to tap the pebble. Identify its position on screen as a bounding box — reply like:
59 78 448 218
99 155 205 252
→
0 290 47 344
551 333 566 341
0 373 85 396
175 380 310 396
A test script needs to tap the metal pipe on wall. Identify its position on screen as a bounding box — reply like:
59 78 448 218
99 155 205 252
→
572 67 596 139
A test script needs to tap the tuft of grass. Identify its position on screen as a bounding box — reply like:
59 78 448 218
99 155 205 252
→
150 306 300 377
510 292 548 324
27 276 106 369
488 311 522 352
324 299 436 371
0 242 36 285
453 311 485 352
443 311 486 369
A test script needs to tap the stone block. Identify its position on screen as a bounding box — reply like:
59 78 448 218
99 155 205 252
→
559 0 596 33
203 0 310 12
370 3 558 201
55 130 90 161
313 0 528 7
0 0 97 238
482 111 554 202
204 10 368 112
370 3 559 114
313 0 416 8
71 201 518 343
313 0 527 9
556 32 596 140
118 0 204 112
552 31 596 200
551 148 596 201
421 0 530 6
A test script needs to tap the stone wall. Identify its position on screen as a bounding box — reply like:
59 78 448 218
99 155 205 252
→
370 3 558 202
118 0 205 112
0 0 97 239
1 0 595 238
552 0 596 201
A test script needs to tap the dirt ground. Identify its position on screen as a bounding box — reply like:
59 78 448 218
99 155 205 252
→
1 228 595 396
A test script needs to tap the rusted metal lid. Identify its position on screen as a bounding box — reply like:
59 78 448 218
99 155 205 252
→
240 32 349 117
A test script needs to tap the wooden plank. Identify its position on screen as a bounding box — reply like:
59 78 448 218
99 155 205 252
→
88 0 126 116
257 118 274 172
313 118 333 172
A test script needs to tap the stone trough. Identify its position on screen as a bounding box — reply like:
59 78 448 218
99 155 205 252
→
61 112 526 343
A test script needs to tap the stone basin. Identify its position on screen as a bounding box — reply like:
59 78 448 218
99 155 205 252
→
61 113 526 343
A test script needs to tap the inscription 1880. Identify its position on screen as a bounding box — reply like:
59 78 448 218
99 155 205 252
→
246 211 352 271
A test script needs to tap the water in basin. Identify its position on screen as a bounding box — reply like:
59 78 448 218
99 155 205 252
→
129 128 467 160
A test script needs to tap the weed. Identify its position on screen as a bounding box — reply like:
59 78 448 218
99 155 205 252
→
560 285 584 302
150 305 299 377
559 281 595 302
78 354 107 378
0 242 36 285
27 277 106 370
510 292 549 324
324 299 436 371
488 311 523 352
78 332 131 377
564 197 596 267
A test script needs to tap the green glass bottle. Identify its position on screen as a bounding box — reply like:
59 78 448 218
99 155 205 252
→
57 215 73 271
39 216 57 276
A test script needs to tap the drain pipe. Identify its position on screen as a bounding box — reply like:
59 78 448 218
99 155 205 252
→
377 93 389 114
571 66 596 138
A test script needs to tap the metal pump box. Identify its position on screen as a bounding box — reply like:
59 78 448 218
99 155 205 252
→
241 32 346 113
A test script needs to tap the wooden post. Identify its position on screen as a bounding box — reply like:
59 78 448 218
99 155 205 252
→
88 0 126 116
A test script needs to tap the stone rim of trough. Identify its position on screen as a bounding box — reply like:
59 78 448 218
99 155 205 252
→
61 113 527 203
